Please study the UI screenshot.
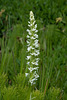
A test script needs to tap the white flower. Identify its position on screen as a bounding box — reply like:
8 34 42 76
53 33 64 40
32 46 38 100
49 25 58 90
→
28 32 32 35
29 71 39 85
28 67 39 73
33 71 39 78
34 40 39 44
27 29 30 32
34 34 38 38
33 43 39 48
30 11 33 16
35 30 38 33
31 36 36 39
35 50 39 53
32 21 36 25
29 79 36 85
27 62 30 65
27 46 32 51
35 44 39 48
26 11 40 86
31 47 35 50
28 21 30 24
30 11 34 21
34 67 39 70
25 73 29 77
35 60 38 63
26 40 30 46
31 62 38 65
28 67 33 73
35 24 37 29
27 44 30 46
27 29 32 35
30 53 35 56
28 20 36 26
27 56 31 60
26 40 30 44
28 24 34 27
27 35 30 38
30 53 39 56
28 24 31 27
36 58 39 61
32 28 36 31
36 52 40 56
30 50 40 56
27 46 35 51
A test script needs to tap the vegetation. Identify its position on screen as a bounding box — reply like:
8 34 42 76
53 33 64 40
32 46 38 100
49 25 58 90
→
0 0 67 100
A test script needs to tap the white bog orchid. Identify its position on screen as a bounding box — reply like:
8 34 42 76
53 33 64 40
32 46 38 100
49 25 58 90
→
25 11 40 86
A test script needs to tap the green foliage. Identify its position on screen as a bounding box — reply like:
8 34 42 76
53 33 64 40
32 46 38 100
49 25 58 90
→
0 24 26 80
2 86 17 100
0 73 7 89
1 85 44 100
0 0 67 38
32 90 44 100
1 86 30 100
14 73 26 87
0 74 7 100
63 92 67 100
45 87 61 100
16 86 30 100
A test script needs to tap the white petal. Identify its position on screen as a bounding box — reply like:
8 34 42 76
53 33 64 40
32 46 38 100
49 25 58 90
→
31 36 35 39
27 56 31 60
36 58 39 61
27 35 30 38
28 24 33 27
26 40 30 44
30 53 38 56
35 30 38 32
27 29 30 32
31 62 38 65
33 43 39 48
33 21 36 25
34 34 38 38
27 62 30 65
28 21 30 24
28 67 39 72
27 46 32 51
25 73 29 77
35 24 37 29
31 47 35 50
34 40 38 44
27 29 32 35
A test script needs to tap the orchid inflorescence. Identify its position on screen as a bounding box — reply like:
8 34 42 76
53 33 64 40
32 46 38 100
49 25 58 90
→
25 11 40 86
